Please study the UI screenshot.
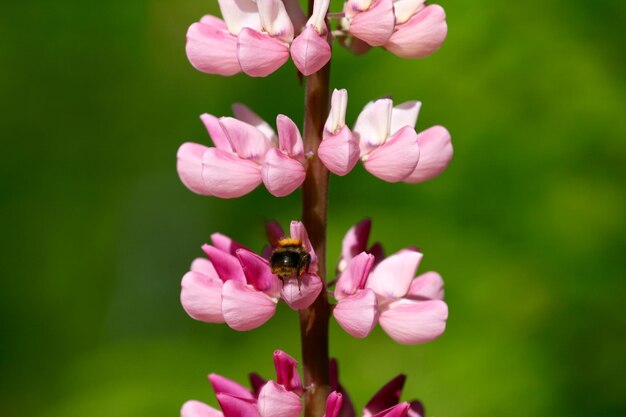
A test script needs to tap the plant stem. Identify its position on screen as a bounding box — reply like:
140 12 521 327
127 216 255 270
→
299 6 332 415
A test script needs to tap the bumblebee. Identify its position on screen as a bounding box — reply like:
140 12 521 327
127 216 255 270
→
270 238 311 285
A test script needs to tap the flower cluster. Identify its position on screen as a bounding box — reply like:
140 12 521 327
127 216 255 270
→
181 221 322 330
320 89 453 183
177 104 307 198
181 218 448 345
187 0 332 77
182 350 425 417
339 0 447 59
333 219 448 344
177 90 452 199
186 0 447 78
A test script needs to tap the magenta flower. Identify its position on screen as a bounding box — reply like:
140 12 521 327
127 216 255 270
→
181 350 341 417
319 89 453 183
181 221 323 330
330 359 425 417
339 0 447 59
186 0 331 77
333 219 448 344
177 104 308 198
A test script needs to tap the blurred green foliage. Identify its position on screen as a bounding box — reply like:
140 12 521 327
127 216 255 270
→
1 0 625 416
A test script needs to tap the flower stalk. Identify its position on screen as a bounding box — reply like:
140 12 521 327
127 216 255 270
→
299 3 332 413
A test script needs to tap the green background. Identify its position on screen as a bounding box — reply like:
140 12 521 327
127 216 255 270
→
1 0 624 416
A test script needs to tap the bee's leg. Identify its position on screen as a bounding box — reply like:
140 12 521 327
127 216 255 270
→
299 253 311 276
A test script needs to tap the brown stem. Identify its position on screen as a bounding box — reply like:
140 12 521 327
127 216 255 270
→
299 9 332 416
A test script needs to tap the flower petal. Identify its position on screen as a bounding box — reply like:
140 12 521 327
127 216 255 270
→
319 126 360 176
261 148 306 197
209 373 255 399
177 142 212 195
181 271 225 323
221 280 277 331
363 375 405 417
407 401 425 417
258 381 303 417
349 0 395 46
249 373 267 397
280 273 323 310
237 28 290 77
392 0 425 25
290 25 332 76
324 392 343 417
339 218 371 272
379 299 448 344
273 350 303 394
353 99 393 150
385 4 447 59
407 271 444 300
202 244 246 283
236 249 281 297
308 0 331 33
211 233 250 256
366 249 422 299
216 393 261 417
217 0 263 35
232 103 277 144
256 0 295 42
200 113 233 151
290 221 318 272
186 19 241 76
325 89 349 133
372 402 411 417
276 115 305 159
363 125 420 182
333 289 378 338
335 252 374 299
191 257 219 280
181 400 224 417
403 125 452 183
202 148 262 198
390 101 421 135
219 117 271 163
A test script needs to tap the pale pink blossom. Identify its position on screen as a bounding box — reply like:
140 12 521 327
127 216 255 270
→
318 89 360 176
333 220 448 344
339 0 447 59
180 222 322 331
319 91 452 183
187 0 294 77
187 0 331 77
290 0 332 75
177 104 307 199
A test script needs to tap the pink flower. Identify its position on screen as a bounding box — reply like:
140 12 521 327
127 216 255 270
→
330 359 425 417
187 0 331 77
319 90 452 183
339 0 447 59
290 0 332 75
333 219 448 344
177 104 307 198
180 222 323 331
181 350 341 417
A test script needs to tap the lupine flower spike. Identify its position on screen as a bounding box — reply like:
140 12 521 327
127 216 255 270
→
177 104 307 198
